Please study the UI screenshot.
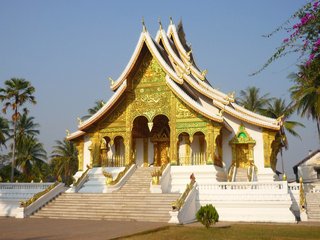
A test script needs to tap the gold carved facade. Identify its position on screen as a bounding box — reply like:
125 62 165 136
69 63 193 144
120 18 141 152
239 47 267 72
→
76 52 224 168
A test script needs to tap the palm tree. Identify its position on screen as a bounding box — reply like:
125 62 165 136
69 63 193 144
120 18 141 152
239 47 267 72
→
15 136 47 181
81 100 104 120
14 113 40 143
0 78 36 182
290 57 320 140
51 139 78 185
237 86 272 113
264 98 304 172
0 116 9 149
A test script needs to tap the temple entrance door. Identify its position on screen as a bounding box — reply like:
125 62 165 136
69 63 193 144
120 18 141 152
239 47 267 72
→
151 115 170 166
153 141 169 166
235 144 249 168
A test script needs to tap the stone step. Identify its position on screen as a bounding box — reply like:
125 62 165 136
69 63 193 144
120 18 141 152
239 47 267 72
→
31 215 169 222
33 167 176 222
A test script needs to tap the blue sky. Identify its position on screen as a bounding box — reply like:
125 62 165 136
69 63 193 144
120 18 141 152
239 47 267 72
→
0 0 317 177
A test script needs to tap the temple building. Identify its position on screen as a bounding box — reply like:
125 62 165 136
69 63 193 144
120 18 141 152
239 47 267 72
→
67 19 282 183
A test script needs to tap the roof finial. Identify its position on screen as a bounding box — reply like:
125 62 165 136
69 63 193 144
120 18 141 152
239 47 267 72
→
142 17 146 32
158 17 162 30
169 16 173 25
201 69 208 77
66 129 70 136
77 117 82 125
108 77 114 85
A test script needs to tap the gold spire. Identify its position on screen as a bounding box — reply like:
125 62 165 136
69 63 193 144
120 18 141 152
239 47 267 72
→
158 18 162 30
169 16 173 25
66 129 70 136
142 17 146 32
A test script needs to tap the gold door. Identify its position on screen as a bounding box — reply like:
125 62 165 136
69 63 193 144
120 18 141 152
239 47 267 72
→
236 144 249 168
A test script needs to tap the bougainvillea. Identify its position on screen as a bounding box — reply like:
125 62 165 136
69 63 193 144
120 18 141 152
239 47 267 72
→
254 0 320 75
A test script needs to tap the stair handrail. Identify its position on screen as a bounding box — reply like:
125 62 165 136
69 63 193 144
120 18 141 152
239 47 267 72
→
104 164 136 193
16 182 65 218
227 162 236 182
247 162 258 182
299 177 306 211
172 174 196 211
169 174 198 224
74 166 91 192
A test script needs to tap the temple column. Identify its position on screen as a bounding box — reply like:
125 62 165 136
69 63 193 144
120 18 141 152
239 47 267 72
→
76 139 84 171
186 135 192 165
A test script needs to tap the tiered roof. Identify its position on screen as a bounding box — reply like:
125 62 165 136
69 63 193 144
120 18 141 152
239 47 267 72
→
67 20 281 141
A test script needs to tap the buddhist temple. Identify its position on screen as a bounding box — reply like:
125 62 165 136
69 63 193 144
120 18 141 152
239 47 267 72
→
67 19 282 183
57 19 297 223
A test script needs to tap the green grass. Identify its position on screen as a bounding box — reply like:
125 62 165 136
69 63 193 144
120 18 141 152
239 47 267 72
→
119 224 320 240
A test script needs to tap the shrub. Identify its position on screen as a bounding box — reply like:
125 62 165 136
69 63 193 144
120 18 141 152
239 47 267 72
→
196 204 219 228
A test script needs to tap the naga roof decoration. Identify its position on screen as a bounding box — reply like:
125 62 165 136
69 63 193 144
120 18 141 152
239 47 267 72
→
67 19 281 141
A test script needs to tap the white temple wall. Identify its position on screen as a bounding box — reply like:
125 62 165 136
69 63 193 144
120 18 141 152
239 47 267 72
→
135 138 144 167
83 135 91 169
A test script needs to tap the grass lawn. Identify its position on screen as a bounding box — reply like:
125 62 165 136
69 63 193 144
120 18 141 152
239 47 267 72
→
119 223 320 240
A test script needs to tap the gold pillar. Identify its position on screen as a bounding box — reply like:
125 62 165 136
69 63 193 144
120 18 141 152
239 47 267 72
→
262 130 277 168
76 139 84 171
185 135 191 165
169 95 178 165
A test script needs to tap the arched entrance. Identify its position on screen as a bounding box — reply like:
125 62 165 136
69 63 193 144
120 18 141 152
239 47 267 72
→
132 116 149 167
132 114 170 167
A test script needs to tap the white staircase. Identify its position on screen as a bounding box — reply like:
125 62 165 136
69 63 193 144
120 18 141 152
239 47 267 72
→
31 167 179 222
306 192 320 221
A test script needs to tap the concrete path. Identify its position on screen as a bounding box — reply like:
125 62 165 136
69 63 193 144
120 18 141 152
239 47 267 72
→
0 218 168 240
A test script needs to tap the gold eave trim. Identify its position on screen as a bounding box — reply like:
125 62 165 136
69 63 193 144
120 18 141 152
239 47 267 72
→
66 130 85 141
212 100 280 130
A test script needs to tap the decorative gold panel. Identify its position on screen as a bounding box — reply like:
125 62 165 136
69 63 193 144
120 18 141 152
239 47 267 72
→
262 129 279 170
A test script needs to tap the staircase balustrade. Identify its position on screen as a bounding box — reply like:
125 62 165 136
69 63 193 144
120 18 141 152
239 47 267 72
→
16 182 65 218
169 177 197 224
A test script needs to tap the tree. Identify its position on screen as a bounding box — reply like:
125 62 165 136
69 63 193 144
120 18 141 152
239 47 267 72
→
0 116 9 149
254 0 320 75
0 78 36 182
15 136 47 181
51 139 78 185
81 100 104 120
14 112 40 145
236 86 272 113
264 98 304 172
290 57 320 139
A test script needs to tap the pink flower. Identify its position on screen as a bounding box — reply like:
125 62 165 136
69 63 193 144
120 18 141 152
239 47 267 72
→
283 38 289 43
315 38 320 47
313 1 319 9
309 53 315 60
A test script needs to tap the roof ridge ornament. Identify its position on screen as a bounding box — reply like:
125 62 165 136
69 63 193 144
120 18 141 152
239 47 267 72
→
201 69 208 77
142 17 147 32
108 77 114 86
66 129 70 136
